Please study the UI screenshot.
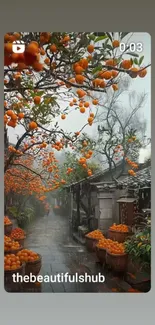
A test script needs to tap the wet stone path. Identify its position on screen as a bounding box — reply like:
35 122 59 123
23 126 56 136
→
24 211 132 293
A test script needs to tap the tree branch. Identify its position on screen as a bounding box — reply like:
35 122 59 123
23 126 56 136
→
11 163 43 178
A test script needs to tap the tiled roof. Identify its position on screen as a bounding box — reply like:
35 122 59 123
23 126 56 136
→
117 166 151 189
65 161 151 190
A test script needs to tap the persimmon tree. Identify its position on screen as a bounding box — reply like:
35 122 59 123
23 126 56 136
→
90 82 150 180
72 75 150 179
4 32 150 210
58 152 99 183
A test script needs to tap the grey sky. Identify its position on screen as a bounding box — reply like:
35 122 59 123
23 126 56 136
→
7 32 151 144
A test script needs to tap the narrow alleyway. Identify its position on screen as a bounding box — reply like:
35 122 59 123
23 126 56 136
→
24 210 132 292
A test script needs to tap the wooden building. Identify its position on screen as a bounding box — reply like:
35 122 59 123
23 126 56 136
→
65 161 151 242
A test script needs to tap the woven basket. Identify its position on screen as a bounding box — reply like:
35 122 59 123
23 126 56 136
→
85 236 99 252
4 263 25 292
106 250 128 272
108 229 131 243
4 223 13 236
25 254 42 276
4 263 25 285
95 246 106 264
11 237 26 247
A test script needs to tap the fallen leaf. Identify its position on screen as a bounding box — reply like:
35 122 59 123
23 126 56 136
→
111 288 119 292
128 288 141 292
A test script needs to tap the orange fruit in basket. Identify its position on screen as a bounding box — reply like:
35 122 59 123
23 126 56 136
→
17 249 39 262
4 235 21 251
108 241 125 255
109 223 129 232
86 229 104 240
4 216 12 225
4 235 11 242
10 227 25 240
4 254 21 271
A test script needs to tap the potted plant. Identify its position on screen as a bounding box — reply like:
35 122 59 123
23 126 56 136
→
125 230 151 272
125 214 151 270
8 206 35 228
124 218 151 291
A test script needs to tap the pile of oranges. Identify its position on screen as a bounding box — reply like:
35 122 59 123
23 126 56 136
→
17 249 39 263
4 254 21 271
109 223 129 233
4 236 21 252
4 221 41 278
96 238 125 255
11 227 25 240
4 216 12 225
86 229 104 240
106 241 125 255
96 238 108 250
4 235 11 243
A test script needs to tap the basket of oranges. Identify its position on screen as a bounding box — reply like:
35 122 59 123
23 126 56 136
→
4 236 23 255
4 254 25 285
108 224 131 243
17 249 42 276
85 230 104 252
95 239 107 264
106 241 128 272
10 228 26 246
4 216 13 235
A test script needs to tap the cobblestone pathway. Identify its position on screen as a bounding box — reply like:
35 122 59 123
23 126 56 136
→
24 211 132 293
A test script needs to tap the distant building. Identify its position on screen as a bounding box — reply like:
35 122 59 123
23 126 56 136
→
64 159 151 242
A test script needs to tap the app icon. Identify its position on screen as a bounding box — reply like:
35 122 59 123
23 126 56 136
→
12 40 25 53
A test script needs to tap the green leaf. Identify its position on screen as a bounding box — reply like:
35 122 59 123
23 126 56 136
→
95 35 107 42
130 58 134 65
92 65 102 74
89 34 96 41
30 91 44 98
106 32 112 42
121 32 130 40
106 44 113 51
107 50 112 56
117 57 122 64
126 52 139 57
36 91 45 96
103 38 109 49
134 58 138 65
139 55 144 66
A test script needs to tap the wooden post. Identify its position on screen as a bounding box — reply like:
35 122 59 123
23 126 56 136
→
87 185 92 229
117 198 136 226
70 189 73 228
76 184 81 229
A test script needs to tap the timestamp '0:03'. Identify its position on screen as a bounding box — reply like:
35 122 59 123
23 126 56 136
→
120 42 143 53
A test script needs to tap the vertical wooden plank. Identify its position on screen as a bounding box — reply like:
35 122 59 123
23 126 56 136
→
76 184 81 228
127 202 135 226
